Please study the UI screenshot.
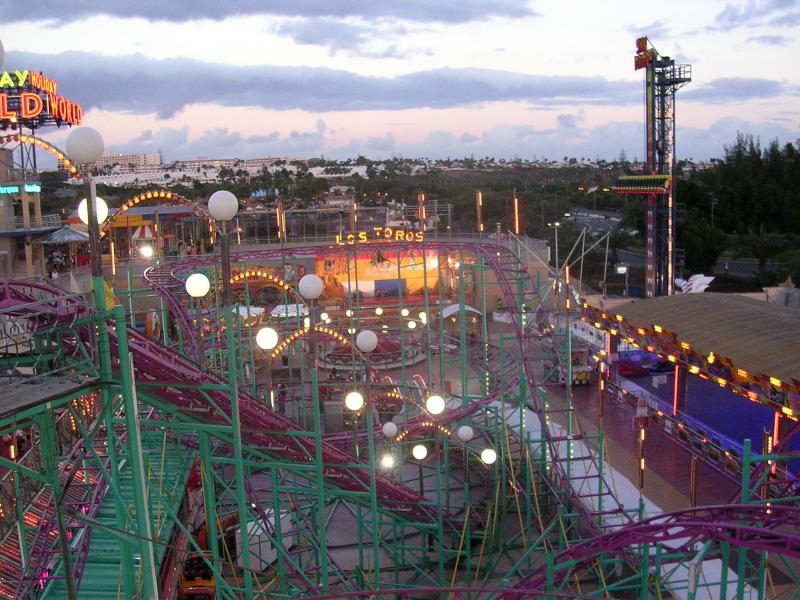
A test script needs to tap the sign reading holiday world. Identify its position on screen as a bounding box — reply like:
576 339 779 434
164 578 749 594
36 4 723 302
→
0 69 83 128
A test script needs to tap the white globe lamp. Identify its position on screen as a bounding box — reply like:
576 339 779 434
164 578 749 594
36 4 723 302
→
344 390 364 412
255 327 279 350
207 190 239 221
412 444 428 460
77 196 108 225
356 329 378 354
185 273 211 298
382 422 398 439
66 127 104 164
457 425 474 442
380 454 395 469
426 394 445 415
139 245 154 258
298 274 324 300
480 448 497 465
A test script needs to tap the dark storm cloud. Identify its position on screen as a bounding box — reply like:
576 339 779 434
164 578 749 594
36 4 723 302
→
6 51 637 118
4 0 536 24
682 77 788 103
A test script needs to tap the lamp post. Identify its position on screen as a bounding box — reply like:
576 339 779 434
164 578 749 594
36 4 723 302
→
298 273 324 423
67 127 105 279
457 425 474 500
547 221 562 272
616 263 629 297
256 326 279 410
207 190 254 598
296 272 331 591
185 272 210 367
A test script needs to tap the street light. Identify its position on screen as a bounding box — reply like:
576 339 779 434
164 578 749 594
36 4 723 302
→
185 273 210 298
295 271 331 592
480 447 497 465
298 273 324 425
67 127 104 279
185 272 210 365
616 263 629 297
412 443 428 495
547 221 562 271
382 421 398 439
345 390 365 412
256 326 279 410
77 196 109 225
206 189 253 597
457 425 474 502
426 394 445 415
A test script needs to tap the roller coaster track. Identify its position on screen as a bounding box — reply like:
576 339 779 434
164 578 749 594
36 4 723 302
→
143 241 634 537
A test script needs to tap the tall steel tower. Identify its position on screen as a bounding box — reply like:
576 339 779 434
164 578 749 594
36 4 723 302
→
635 37 691 297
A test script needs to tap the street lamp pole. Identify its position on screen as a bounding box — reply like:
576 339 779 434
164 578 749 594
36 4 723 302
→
207 190 253 598
297 273 330 591
354 329 380 587
256 326 279 409
68 126 158 600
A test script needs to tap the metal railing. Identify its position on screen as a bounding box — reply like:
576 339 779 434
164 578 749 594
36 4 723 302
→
0 213 63 232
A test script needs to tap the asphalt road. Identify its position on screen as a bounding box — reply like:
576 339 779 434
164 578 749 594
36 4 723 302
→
616 249 780 278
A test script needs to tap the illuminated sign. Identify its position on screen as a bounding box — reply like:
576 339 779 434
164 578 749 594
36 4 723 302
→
335 227 424 246
0 183 41 194
0 69 83 127
634 37 651 70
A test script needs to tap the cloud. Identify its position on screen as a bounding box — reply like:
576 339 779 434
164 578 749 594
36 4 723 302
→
111 126 326 159
272 19 410 58
556 112 585 129
7 50 638 118
627 22 671 39
710 0 798 31
746 34 789 45
5 0 536 25
682 77 787 103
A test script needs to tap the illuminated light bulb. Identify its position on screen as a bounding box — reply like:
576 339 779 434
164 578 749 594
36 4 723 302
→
412 444 428 460
78 196 109 224
426 395 445 415
345 309 353 317
381 454 395 469
139 245 154 258
407 320 417 329
345 390 364 411
185 273 210 298
481 448 497 465
375 307 384 316
320 312 329 321
401 308 409 317
419 312 427 324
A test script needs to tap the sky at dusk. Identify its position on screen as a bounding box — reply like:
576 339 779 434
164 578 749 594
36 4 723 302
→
2 0 799 164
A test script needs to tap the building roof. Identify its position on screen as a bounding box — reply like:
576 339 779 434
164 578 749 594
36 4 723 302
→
614 293 800 384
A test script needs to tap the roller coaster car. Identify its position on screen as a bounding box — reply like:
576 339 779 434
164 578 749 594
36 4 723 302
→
180 553 215 595
177 587 214 600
